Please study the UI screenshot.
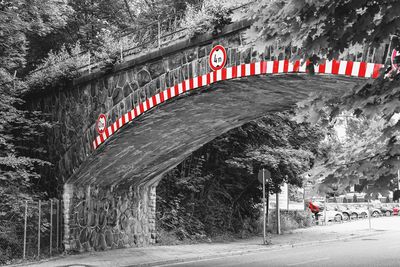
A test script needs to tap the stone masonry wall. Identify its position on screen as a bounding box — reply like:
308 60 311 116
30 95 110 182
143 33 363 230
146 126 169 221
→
26 20 383 188
24 20 387 253
64 183 157 251
27 26 248 186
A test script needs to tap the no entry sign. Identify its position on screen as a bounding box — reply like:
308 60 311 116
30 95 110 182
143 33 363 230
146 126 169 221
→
209 45 227 71
96 114 107 135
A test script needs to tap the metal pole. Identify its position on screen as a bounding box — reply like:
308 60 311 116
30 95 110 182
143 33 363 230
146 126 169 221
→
23 201 28 259
50 199 53 256
397 168 400 190
368 199 371 230
385 35 394 65
303 182 306 211
266 185 269 228
56 199 59 250
276 192 281 235
262 168 266 244
324 196 327 225
287 183 290 211
157 19 161 49
37 200 41 257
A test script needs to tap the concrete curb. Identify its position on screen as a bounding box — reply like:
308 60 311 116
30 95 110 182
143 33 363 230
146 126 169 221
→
8 230 383 267
127 230 383 267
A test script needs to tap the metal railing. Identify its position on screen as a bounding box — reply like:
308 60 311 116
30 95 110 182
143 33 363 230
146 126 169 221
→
29 1 254 76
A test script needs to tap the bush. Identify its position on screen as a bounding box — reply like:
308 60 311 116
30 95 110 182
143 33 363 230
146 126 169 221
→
182 0 233 38
26 43 88 91
267 210 313 233
26 31 139 93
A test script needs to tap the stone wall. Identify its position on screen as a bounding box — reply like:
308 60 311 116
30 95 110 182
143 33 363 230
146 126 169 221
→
24 19 387 253
64 183 157 251
26 23 250 186
25 19 382 188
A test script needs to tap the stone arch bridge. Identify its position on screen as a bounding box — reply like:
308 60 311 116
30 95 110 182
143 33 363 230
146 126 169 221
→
27 19 387 252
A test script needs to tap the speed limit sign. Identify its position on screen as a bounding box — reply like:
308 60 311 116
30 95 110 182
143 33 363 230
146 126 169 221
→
96 114 107 135
209 45 227 71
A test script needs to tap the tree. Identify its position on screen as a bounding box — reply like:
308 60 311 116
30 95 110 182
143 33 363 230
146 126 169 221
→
241 0 400 197
0 0 71 261
156 113 322 240
244 0 400 58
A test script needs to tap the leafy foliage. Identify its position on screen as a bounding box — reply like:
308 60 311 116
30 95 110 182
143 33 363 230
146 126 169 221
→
0 0 73 261
182 0 233 37
156 113 322 240
244 0 400 57
294 74 400 196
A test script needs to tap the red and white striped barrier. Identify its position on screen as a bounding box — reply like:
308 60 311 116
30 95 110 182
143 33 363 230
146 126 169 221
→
92 59 384 150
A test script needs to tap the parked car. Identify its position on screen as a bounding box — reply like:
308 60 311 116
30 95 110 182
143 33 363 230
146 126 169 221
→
377 204 393 216
335 205 351 221
342 205 360 220
318 206 343 222
352 204 381 218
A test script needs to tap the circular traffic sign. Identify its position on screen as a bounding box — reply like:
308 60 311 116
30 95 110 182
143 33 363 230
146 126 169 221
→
96 114 107 135
209 45 227 71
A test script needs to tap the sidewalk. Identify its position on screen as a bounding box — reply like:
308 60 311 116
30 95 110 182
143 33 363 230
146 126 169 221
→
15 217 396 267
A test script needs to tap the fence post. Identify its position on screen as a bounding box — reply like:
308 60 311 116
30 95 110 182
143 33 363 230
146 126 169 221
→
23 200 28 259
56 199 59 250
50 199 53 256
37 200 41 258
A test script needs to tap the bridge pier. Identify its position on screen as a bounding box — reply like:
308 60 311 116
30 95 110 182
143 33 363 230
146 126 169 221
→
63 181 157 252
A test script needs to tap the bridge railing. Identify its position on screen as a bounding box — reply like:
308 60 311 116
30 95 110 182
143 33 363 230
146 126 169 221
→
29 1 254 77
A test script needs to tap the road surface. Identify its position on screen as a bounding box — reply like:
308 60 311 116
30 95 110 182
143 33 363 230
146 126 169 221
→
157 222 400 266
22 217 400 267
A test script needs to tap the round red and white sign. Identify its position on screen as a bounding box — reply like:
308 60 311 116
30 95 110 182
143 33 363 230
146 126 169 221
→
96 114 107 135
392 49 400 71
209 45 227 71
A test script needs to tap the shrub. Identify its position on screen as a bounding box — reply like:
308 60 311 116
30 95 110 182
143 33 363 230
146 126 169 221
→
26 43 88 91
26 31 139 93
182 0 233 38
267 210 313 233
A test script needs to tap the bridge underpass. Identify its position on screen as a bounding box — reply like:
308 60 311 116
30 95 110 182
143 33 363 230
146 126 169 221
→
63 73 368 252
19 16 386 252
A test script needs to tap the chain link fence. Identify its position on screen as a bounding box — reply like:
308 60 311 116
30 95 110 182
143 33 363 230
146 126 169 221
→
0 199 63 265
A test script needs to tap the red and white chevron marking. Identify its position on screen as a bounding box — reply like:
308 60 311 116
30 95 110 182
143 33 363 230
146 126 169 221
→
92 59 384 150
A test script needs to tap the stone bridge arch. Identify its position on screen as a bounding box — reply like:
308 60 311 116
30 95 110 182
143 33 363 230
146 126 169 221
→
26 20 386 252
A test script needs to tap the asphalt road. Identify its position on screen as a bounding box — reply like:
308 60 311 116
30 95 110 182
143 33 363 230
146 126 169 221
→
158 226 400 267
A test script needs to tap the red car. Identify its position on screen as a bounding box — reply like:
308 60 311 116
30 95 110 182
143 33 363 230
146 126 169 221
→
393 206 400 216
